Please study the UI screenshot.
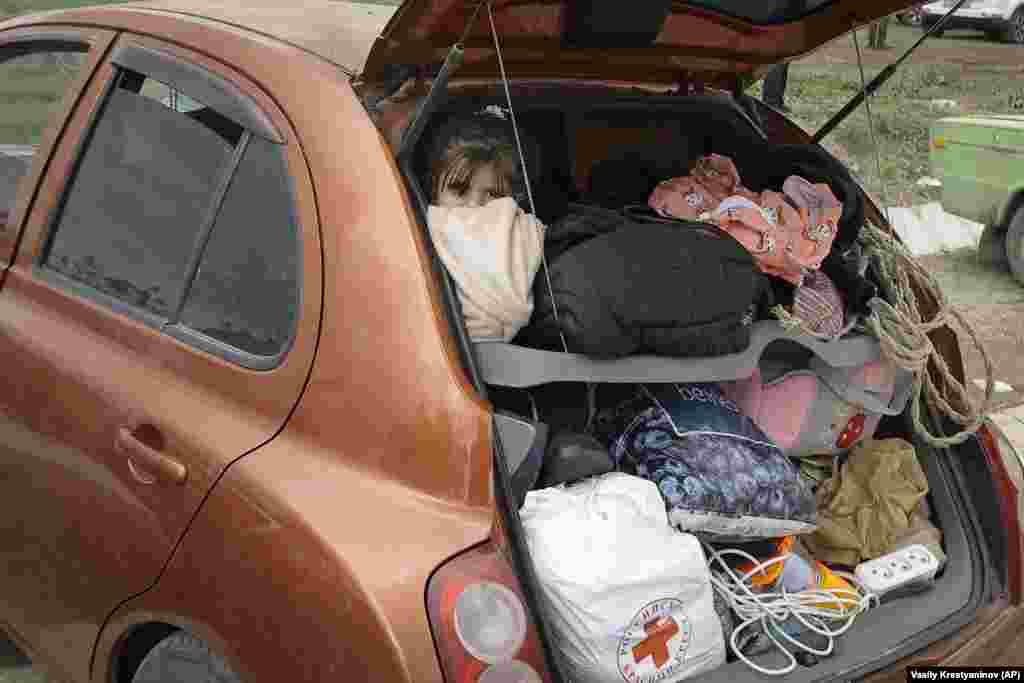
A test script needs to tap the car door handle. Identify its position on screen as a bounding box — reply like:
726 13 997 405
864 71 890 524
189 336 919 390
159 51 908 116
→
116 426 187 485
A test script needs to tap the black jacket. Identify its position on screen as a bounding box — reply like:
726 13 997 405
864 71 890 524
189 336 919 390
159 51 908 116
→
517 208 770 358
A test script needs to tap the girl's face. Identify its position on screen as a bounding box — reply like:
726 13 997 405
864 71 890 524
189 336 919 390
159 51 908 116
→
437 162 506 209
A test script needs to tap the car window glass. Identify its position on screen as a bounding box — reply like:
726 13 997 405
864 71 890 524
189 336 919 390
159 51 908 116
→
0 48 87 231
138 77 203 114
43 70 239 318
179 137 300 357
689 0 828 24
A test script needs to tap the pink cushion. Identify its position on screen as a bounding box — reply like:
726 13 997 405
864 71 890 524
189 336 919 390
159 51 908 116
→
757 375 818 451
720 359 899 456
719 368 763 419
721 370 821 451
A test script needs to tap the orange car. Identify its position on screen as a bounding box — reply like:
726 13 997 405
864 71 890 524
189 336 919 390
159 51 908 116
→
0 1 1020 682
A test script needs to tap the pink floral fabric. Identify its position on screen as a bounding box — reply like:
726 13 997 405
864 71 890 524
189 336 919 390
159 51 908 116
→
648 155 843 286
648 154 757 220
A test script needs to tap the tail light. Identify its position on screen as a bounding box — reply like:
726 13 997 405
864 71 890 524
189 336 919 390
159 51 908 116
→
426 542 553 683
976 420 1023 605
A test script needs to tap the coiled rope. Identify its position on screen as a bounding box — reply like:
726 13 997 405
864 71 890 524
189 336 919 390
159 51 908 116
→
857 221 994 447
772 221 993 448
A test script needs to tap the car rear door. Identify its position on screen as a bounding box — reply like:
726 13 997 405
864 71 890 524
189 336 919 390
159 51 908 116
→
0 31 321 681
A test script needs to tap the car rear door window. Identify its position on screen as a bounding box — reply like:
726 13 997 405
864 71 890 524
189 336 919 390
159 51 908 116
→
40 57 299 366
178 137 300 357
44 70 236 317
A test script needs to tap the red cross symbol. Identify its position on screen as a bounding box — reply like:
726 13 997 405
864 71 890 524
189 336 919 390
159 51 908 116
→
631 617 679 669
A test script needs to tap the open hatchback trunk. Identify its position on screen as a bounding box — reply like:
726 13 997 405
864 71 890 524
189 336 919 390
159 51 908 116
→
358 1 1015 680
364 0 928 86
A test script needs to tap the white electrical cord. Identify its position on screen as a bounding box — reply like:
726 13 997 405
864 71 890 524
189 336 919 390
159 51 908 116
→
702 541 878 676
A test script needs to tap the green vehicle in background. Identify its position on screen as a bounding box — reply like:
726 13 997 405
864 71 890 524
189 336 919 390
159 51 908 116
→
930 114 1024 284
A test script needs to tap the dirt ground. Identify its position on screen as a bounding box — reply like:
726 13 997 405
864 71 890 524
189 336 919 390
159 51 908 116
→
915 249 1024 414
802 23 1024 73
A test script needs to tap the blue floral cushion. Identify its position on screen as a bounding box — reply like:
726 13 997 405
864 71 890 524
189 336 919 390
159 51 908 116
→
608 383 817 542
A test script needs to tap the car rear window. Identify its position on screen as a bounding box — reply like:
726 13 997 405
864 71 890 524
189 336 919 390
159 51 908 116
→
689 0 832 24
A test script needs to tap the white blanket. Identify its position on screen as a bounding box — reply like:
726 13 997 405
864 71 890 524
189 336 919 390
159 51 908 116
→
427 197 545 342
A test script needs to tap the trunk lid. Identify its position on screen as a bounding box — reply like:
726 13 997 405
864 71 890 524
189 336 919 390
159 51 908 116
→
365 0 922 85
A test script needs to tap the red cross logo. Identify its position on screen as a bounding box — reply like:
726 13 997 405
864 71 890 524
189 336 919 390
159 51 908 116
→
631 617 680 669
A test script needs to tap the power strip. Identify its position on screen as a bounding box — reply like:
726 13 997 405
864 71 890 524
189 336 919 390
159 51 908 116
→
854 545 939 598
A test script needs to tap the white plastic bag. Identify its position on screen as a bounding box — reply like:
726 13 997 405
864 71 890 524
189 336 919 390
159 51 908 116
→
521 473 725 683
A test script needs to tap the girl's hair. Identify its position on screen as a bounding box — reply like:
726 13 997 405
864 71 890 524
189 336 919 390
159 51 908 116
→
420 111 537 206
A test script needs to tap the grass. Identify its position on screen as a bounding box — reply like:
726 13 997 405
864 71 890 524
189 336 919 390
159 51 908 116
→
786 67 1012 208
749 23 1024 208
753 65 956 207
0 59 83 145
0 1 131 145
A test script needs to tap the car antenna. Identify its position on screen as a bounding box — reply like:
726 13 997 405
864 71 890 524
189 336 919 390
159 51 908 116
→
486 2 571 356
397 0 488 158
812 0 970 143
851 20 891 225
